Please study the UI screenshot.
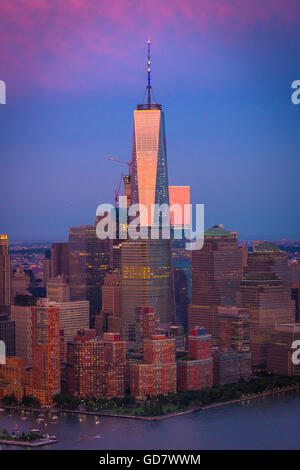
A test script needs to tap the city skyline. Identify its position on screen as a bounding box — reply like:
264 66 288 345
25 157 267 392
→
1 1 300 241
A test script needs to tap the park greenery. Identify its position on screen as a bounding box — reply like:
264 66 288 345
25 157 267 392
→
0 428 43 442
0 393 41 408
52 374 300 417
2 374 300 417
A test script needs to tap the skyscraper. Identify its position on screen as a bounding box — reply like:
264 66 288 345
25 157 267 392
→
69 225 109 328
51 242 70 278
188 225 244 341
31 299 61 405
237 242 294 371
0 234 10 306
121 42 175 345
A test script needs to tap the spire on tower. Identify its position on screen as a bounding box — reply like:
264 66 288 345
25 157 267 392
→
147 39 151 107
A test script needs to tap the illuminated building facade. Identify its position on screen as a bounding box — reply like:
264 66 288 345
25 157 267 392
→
130 335 177 399
121 239 175 346
31 301 61 405
121 42 175 347
178 327 213 392
67 331 125 398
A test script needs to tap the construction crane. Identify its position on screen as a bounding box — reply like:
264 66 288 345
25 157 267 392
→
114 172 124 208
108 157 132 175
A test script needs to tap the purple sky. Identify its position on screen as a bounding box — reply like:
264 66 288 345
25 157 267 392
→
0 0 300 241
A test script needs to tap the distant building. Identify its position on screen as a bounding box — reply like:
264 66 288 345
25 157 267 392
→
130 335 177 399
43 250 51 287
0 234 10 306
267 323 300 376
178 327 213 392
51 242 69 278
10 267 30 304
46 275 70 302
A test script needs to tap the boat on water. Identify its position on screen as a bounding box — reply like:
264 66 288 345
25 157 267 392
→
21 417 27 420
51 415 58 420
31 428 40 433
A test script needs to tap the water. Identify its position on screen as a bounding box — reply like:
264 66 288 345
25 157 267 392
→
1 391 300 450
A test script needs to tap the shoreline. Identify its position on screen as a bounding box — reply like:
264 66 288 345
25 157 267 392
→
1 384 299 421
0 438 58 447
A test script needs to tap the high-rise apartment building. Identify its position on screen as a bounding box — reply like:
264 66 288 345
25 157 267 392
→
31 300 61 405
67 330 125 398
178 327 213 392
0 234 10 306
130 335 177 399
188 225 244 341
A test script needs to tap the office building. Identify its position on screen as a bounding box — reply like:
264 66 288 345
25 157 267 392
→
237 242 294 371
267 323 300 376
69 225 109 328
121 42 175 347
188 225 243 340
11 305 32 365
51 242 69 278
46 275 70 302
0 234 10 306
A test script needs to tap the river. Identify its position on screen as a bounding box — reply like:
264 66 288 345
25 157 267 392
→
0 391 299 450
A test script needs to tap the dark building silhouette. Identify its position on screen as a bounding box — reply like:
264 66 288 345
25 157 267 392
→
69 225 109 328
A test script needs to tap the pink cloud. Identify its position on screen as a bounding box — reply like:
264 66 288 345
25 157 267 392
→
0 0 299 94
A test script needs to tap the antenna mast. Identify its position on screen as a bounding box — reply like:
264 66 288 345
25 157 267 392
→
147 39 151 107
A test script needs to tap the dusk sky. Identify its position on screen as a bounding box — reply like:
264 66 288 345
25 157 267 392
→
0 0 299 241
